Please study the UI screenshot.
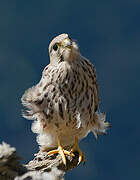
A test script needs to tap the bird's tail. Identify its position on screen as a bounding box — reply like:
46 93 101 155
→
92 112 111 139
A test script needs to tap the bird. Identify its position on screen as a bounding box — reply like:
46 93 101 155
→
21 33 110 165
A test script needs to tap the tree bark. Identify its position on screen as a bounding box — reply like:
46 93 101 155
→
0 142 81 180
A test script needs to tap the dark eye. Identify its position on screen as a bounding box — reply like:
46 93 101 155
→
53 43 58 51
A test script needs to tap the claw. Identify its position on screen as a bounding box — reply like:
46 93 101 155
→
71 137 86 165
47 136 74 165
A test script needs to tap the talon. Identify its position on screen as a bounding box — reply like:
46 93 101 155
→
47 136 74 165
58 145 67 165
78 150 85 165
71 137 86 165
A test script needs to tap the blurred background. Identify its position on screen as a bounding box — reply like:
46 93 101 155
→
0 0 140 179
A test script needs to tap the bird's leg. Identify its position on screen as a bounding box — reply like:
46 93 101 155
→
47 136 74 165
71 136 86 165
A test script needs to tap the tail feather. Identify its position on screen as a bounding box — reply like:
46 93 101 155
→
92 112 111 139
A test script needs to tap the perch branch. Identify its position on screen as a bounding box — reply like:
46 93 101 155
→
0 142 81 180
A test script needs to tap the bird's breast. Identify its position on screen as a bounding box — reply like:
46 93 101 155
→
40 62 95 133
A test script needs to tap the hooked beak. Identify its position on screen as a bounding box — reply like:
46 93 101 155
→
61 38 72 49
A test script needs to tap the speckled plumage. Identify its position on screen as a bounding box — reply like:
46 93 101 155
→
21 33 110 150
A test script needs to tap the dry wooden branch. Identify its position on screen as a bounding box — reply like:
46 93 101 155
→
0 142 81 180
0 142 27 180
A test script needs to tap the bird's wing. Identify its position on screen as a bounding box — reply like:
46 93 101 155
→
21 65 53 119
83 57 99 112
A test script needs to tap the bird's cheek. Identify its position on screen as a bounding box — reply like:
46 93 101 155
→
62 49 71 60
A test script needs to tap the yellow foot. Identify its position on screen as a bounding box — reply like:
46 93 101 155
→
47 137 74 165
71 137 86 165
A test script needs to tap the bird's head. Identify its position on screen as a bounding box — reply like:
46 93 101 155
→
49 33 80 65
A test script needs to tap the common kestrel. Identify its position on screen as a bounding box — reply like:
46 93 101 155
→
21 33 110 165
